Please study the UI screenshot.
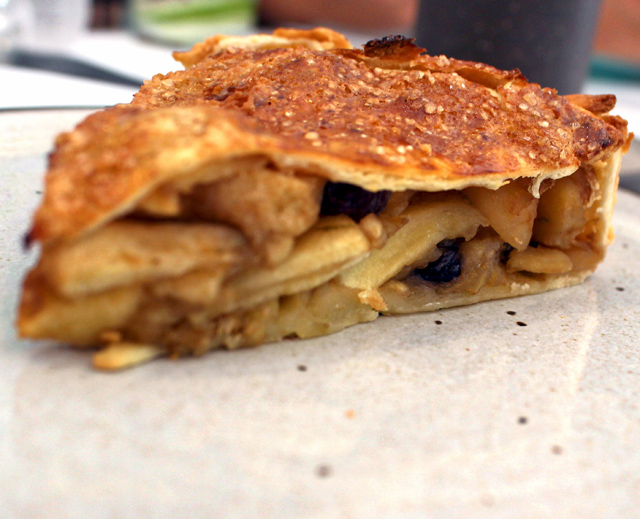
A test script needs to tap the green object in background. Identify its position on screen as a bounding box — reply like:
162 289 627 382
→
590 54 640 82
130 0 258 46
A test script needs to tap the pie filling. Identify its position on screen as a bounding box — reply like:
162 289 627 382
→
20 152 618 369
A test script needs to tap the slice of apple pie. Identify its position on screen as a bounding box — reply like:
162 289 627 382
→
17 28 631 370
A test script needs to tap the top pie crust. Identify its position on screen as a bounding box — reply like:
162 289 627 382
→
28 29 626 245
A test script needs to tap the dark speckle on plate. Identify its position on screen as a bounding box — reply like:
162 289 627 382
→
316 465 331 477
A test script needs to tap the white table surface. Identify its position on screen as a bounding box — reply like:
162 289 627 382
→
2 30 640 518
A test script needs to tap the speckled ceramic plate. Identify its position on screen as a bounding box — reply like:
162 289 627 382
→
1 109 640 518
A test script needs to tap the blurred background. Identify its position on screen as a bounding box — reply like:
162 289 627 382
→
3 0 639 64
1 0 639 138
88 0 640 67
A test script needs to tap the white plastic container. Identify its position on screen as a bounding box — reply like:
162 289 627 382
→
28 0 91 49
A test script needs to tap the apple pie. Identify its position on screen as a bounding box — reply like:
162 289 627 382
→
17 28 631 370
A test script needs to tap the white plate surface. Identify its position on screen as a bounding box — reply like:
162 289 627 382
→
1 110 640 519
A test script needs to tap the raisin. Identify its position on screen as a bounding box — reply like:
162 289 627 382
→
500 243 514 264
320 182 391 222
415 239 462 283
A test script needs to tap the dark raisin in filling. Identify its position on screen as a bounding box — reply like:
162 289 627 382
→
320 182 391 222
500 243 515 264
414 239 462 283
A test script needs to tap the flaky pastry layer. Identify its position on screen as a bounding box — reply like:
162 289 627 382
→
28 28 626 244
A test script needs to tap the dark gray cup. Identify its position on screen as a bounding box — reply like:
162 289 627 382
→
414 0 602 94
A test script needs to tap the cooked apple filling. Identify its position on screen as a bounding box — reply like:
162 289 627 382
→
19 149 619 370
